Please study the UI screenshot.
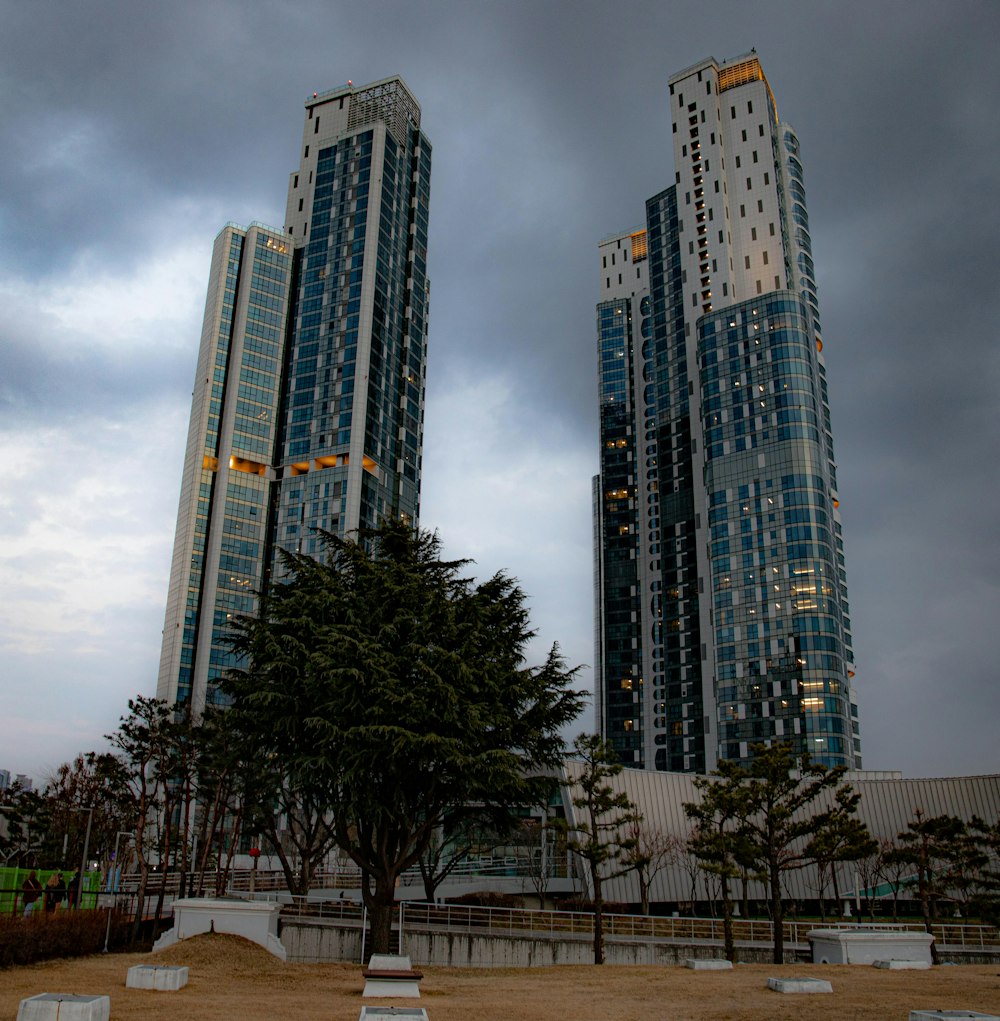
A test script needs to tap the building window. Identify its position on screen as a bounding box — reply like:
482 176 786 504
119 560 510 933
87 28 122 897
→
735 155 741 168
764 172 770 185
762 251 769 265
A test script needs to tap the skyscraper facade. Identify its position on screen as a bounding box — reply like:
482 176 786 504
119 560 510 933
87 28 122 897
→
158 77 431 714
594 53 860 773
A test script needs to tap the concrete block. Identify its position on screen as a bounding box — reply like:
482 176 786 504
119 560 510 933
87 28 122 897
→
873 959 931 970
358 1010 429 1021
767 977 833 994
17 994 111 1021
685 958 733 970
126 964 190 990
909 1013 1000 1020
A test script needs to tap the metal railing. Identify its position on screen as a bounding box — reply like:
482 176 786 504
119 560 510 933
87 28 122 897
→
276 899 1000 951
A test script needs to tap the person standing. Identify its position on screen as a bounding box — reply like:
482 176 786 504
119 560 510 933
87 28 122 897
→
21 870 42 918
66 871 80 909
44 872 62 913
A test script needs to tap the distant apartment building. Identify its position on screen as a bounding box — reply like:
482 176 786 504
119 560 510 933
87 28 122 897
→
158 77 431 714
594 53 859 772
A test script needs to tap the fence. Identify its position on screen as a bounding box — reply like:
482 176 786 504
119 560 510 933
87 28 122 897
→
278 898 1000 952
0 867 101 916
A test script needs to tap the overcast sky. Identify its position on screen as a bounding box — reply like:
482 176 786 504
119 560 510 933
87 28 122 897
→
2 0 998 785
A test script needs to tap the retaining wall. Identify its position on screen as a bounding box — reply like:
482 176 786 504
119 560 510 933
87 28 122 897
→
281 920 787 966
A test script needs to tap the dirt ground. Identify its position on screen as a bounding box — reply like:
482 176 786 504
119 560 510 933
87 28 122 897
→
1 933 998 1021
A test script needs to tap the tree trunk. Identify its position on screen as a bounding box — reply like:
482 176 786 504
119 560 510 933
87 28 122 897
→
818 862 828 922
177 777 192 900
592 869 605 965
721 872 735 963
920 862 940 965
364 872 397 957
770 859 784 964
129 863 149 947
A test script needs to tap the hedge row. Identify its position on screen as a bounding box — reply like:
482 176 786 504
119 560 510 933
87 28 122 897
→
0 910 131 968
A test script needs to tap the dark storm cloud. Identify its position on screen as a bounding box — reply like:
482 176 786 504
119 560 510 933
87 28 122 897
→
2 0 998 777
0 325 192 428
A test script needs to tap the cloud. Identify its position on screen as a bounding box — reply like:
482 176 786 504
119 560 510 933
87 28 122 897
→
2 0 999 782
422 368 595 683
0 213 214 427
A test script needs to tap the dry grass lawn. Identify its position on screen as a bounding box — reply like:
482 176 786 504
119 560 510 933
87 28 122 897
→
1 933 998 1021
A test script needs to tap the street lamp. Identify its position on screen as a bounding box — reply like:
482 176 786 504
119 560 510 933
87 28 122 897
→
77 806 94 909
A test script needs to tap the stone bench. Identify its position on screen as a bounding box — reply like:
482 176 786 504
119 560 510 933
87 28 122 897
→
909 1013 1000 1020
362 954 423 998
358 1009 429 1021
17 994 110 1021
685 958 733 970
767 977 833 994
873 959 931 970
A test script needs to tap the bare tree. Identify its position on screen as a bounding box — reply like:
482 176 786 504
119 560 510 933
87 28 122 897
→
622 822 678 915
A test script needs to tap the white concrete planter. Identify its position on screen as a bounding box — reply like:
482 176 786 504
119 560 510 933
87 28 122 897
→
152 897 286 960
808 927 934 965
126 964 190 989
17 995 110 1021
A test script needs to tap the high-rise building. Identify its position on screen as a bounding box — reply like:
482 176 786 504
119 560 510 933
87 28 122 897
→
158 77 431 714
594 53 859 773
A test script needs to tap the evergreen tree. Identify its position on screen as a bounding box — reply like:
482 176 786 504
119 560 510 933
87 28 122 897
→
684 760 752 961
563 734 641 964
225 520 584 955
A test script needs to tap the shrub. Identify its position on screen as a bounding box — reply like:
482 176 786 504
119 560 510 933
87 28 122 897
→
0 910 131 968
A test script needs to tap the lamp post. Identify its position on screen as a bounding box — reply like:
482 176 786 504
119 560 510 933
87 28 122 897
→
103 830 134 954
77 806 94 909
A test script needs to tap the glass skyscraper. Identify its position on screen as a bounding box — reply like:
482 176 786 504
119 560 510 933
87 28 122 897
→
158 77 431 714
594 53 860 773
